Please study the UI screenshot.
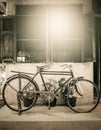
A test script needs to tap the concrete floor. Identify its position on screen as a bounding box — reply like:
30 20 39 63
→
0 104 101 130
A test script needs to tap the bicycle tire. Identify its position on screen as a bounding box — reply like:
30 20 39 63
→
3 74 39 113
65 78 100 113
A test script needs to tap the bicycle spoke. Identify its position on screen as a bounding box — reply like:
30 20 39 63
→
18 75 21 91
7 82 18 93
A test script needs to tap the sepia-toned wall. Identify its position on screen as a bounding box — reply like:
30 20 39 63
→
0 62 93 104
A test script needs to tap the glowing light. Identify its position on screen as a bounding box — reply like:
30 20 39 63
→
49 10 82 38
50 14 66 32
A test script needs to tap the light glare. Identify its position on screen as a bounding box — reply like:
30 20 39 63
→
50 14 66 32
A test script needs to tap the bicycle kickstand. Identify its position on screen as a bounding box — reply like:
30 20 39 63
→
17 97 22 116
48 99 51 110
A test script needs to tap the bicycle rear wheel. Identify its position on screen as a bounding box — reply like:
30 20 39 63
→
65 78 100 113
3 74 39 113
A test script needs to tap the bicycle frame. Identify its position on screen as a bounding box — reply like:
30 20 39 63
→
12 69 75 94
40 70 74 93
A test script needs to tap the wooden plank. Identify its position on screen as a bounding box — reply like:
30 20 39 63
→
82 0 92 14
16 0 83 5
0 0 6 2
6 0 16 16
2 34 13 59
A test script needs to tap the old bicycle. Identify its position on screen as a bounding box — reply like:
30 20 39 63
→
2 64 100 115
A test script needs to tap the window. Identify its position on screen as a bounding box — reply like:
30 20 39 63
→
0 17 15 62
16 5 93 63
16 6 46 62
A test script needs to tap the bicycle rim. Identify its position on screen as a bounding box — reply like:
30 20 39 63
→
66 79 100 113
3 74 39 112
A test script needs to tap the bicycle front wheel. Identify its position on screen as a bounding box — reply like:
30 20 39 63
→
65 78 100 113
3 74 39 113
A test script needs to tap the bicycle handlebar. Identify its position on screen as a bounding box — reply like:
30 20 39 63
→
60 64 72 70
36 64 72 72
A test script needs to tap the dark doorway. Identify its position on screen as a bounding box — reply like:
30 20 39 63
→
94 17 101 90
